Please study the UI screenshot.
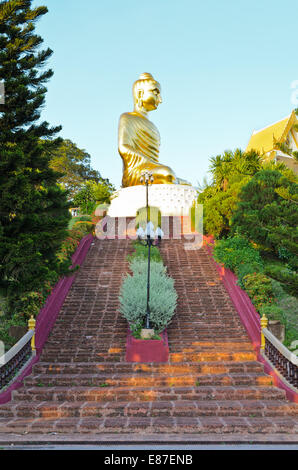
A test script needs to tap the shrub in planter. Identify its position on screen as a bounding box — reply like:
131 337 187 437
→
129 258 167 277
127 241 162 263
119 269 177 333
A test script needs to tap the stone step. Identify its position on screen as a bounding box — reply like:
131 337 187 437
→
40 354 258 364
1 400 297 420
41 347 126 354
1 237 296 438
1 415 297 434
32 361 265 375
166 342 255 351
12 385 285 403
39 355 126 363
42 343 255 353
169 351 257 362
23 372 273 389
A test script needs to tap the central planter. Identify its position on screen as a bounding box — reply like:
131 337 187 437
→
125 328 169 363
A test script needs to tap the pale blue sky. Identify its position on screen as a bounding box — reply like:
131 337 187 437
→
33 0 298 189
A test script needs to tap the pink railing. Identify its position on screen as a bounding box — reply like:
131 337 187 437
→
0 234 94 404
204 235 298 403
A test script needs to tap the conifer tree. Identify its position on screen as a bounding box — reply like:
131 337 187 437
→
0 0 71 315
231 169 298 260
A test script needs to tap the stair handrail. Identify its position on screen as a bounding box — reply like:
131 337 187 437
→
0 326 35 391
0 234 94 404
204 235 298 401
261 321 298 389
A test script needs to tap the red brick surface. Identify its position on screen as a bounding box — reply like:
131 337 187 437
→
0 237 297 437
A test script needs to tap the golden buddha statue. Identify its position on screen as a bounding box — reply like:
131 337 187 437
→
118 72 190 187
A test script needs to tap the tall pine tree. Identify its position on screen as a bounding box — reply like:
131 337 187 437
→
0 0 71 317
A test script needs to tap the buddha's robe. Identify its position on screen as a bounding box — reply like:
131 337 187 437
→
118 112 177 187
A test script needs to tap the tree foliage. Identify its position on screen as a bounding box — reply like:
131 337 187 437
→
198 149 262 237
45 139 102 199
208 149 262 191
0 0 71 316
231 170 298 262
73 179 115 214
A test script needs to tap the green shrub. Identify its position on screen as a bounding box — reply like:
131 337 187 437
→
56 236 79 264
213 235 263 273
127 241 162 263
0 319 18 351
76 215 92 222
264 264 298 297
278 246 292 261
242 272 275 312
68 228 86 241
236 262 264 289
73 220 94 234
129 258 167 277
119 269 177 333
258 304 284 322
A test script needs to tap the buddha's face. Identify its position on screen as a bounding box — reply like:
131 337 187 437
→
139 81 162 112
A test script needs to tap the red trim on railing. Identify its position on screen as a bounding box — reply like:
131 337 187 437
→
204 236 261 350
204 235 298 403
0 234 94 404
35 234 93 353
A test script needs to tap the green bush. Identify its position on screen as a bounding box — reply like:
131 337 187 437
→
236 262 264 289
129 258 167 277
68 228 87 241
56 236 79 264
120 245 177 333
76 215 92 222
127 241 162 263
264 264 298 297
278 246 292 261
72 220 94 234
270 279 298 347
258 304 284 322
213 235 263 273
242 272 275 312
119 269 177 333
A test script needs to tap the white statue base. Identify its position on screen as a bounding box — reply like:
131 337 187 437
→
107 184 197 217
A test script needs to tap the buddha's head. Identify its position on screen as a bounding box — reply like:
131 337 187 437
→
133 72 162 113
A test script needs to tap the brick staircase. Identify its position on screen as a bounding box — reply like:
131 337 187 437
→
0 237 297 442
